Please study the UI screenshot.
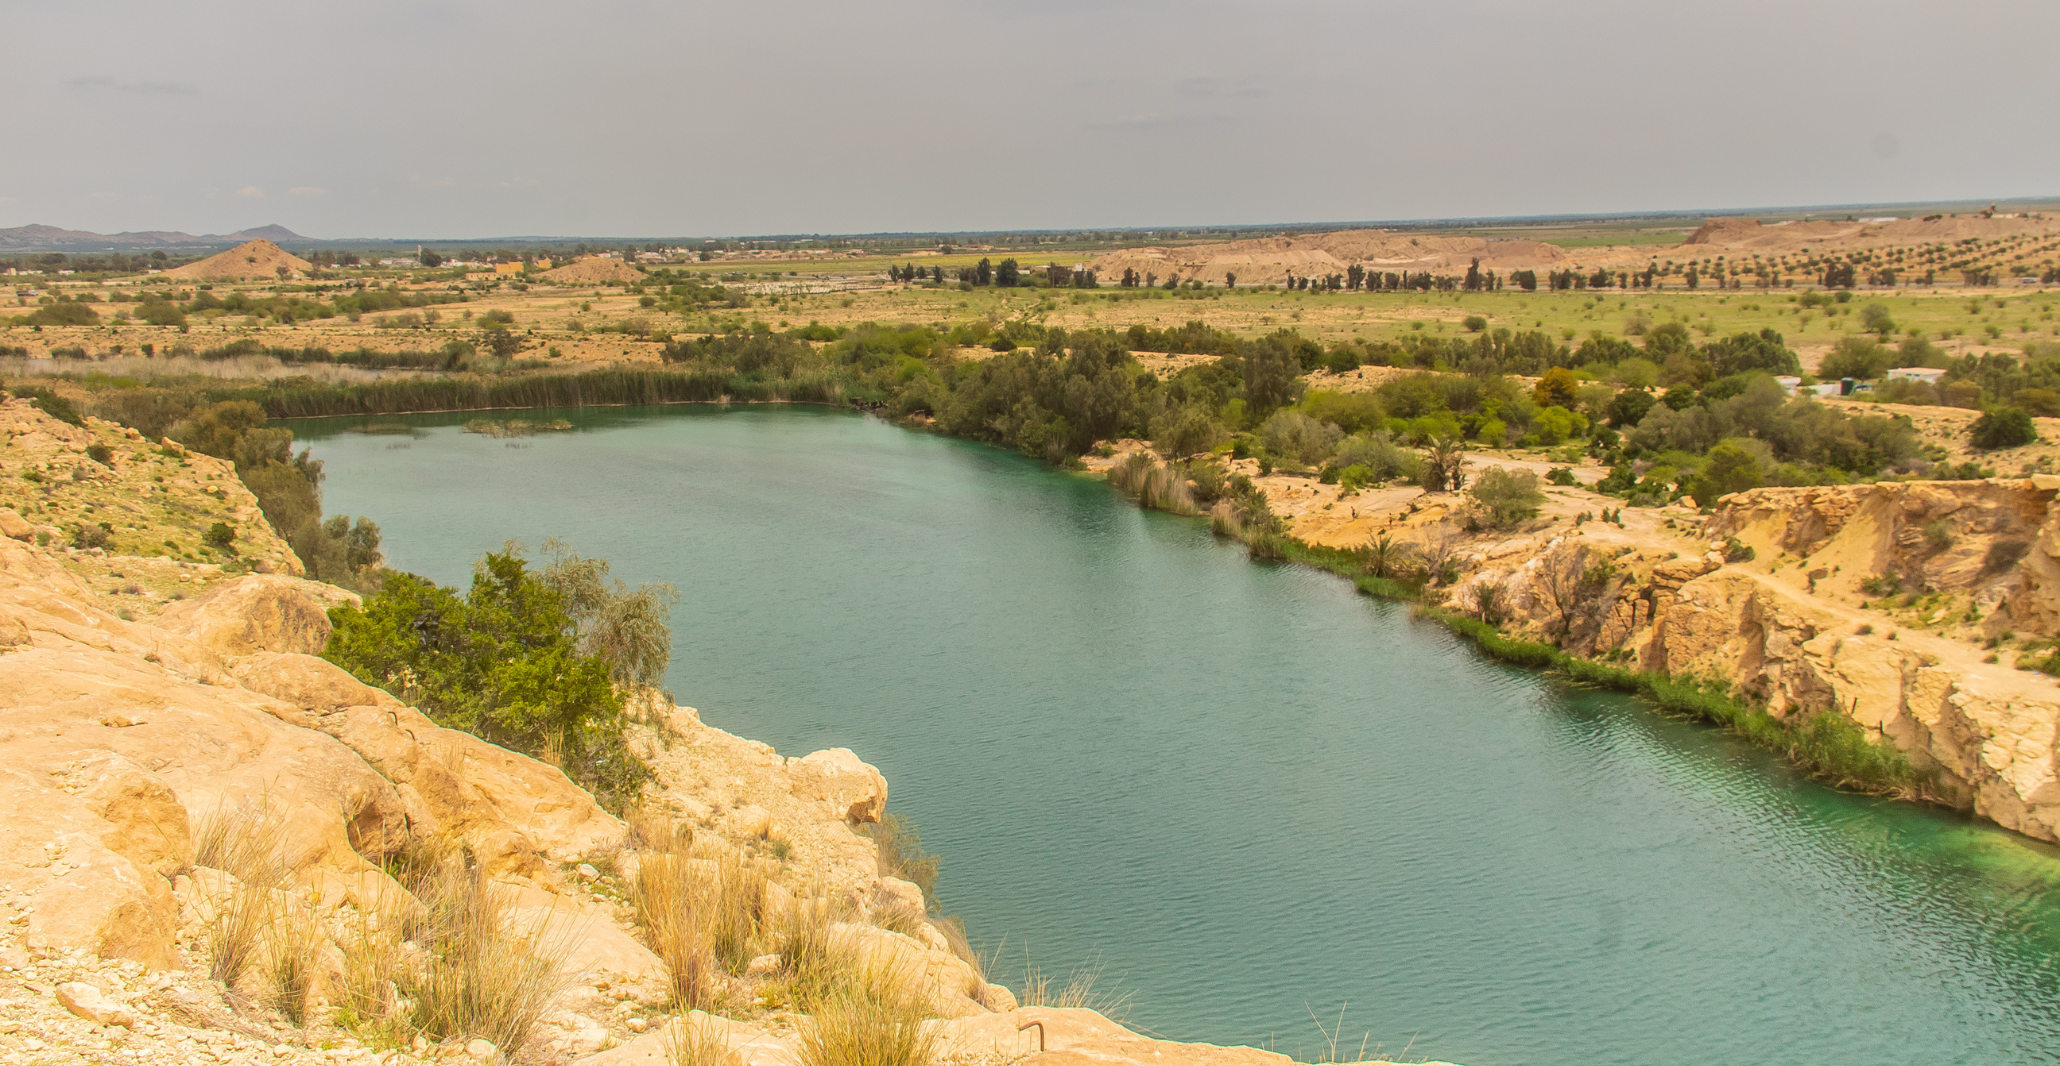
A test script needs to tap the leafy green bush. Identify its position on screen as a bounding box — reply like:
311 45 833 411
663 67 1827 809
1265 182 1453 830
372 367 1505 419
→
14 386 83 426
323 549 652 809
1971 406 2037 450
1465 468 1545 528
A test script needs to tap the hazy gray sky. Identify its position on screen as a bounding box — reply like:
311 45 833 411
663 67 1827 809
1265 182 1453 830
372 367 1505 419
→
5 0 2056 239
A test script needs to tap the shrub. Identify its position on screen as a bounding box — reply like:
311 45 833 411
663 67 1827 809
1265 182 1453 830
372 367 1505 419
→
323 547 652 809
15 387 83 426
1465 468 1545 528
19 300 99 326
1329 432 1421 485
203 522 236 551
1971 406 2037 450
1258 409 1342 466
1461 315 1488 333
71 523 110 550
85 443 113 465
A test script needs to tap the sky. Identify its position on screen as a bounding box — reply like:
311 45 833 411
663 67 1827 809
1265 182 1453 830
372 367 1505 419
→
5 0 2057 240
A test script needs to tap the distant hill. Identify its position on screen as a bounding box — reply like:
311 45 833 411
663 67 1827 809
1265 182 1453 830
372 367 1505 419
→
161 239 313 281
0 223 310 253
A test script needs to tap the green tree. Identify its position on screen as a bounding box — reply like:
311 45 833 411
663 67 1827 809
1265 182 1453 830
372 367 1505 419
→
1971 406 2038 450
1606 388 1656 428
1818 336 1891 381
1532 367 1580 409
1241 333 1303 416
995 258 1020 287
1686 442 1765 504
1704 328 1801 377
323 550 649 809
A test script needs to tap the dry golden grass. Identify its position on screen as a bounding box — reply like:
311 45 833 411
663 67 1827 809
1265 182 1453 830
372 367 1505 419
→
262 895 320 1026
626 814 788 1010
333 835 571 1055
631 843 718 1009
1019 955 1131 1024
663 1014 739 1066
795 954 936 1066
191 800 289 988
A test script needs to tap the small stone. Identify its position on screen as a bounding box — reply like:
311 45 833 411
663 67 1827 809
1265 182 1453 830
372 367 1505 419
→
463 1038 497 1061
744 953 781 977
574 864 599 882
57 982 137 1028
623 1018 647 1033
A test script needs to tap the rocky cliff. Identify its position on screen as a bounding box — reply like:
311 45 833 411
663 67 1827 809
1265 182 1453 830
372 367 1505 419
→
1234 447 2060 845
2 402 1438 1066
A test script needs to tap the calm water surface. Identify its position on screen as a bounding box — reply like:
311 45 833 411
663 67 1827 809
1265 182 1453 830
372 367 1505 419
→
299 406 2060 1066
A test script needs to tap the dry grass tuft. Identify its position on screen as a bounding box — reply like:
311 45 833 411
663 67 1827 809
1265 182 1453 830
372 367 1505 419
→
192 800 290 988
664 1014 738 1066
796 954 936 1066
262 894 321 1026
626 817 782 1009
334 835 571 1055
1019 955 1132 1024
632 842 717 1009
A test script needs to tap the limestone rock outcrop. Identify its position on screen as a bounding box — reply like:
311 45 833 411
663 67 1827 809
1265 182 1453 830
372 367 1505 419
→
1462 478 2060 842
0 530 623 966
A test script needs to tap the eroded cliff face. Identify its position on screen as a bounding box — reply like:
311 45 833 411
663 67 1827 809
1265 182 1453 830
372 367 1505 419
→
1456 479 2060 842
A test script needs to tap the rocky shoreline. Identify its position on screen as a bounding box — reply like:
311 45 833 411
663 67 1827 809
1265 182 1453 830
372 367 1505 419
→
1088 443 2060 842
1 399 1445 1066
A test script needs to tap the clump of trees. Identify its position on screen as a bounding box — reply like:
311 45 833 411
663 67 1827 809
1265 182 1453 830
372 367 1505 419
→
323 541 675 811
167 400 384 588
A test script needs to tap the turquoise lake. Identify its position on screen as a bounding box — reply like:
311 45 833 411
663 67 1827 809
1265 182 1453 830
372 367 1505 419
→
298 404 2060 1066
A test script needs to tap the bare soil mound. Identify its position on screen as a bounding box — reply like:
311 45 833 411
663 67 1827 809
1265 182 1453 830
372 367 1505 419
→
1680 214 2058 253
1088 229 1567 286
539 256 646 284
162 238 312 280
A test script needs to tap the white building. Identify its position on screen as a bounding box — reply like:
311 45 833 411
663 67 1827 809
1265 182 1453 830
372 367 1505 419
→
1885 367 1946 385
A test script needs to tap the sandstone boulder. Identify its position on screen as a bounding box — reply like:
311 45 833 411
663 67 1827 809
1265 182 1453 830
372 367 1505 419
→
787 747 888 824
157 574 356 658
0 508 33 543
55 982 136 1028
320 703 623 873
230 652 386 713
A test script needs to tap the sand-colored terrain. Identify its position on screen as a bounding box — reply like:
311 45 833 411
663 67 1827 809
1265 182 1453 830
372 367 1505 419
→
540 257 648 285
1088 229 1569 287
162 240 312 281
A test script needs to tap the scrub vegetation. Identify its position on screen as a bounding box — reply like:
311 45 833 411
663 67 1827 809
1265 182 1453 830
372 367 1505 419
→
322 541 677 810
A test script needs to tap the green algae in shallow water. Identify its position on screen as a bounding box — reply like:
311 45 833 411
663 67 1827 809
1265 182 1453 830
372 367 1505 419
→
298 404 2060 1066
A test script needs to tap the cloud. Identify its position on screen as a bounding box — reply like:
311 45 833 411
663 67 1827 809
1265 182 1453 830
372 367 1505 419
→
289 186 328 198
236 186 265 200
